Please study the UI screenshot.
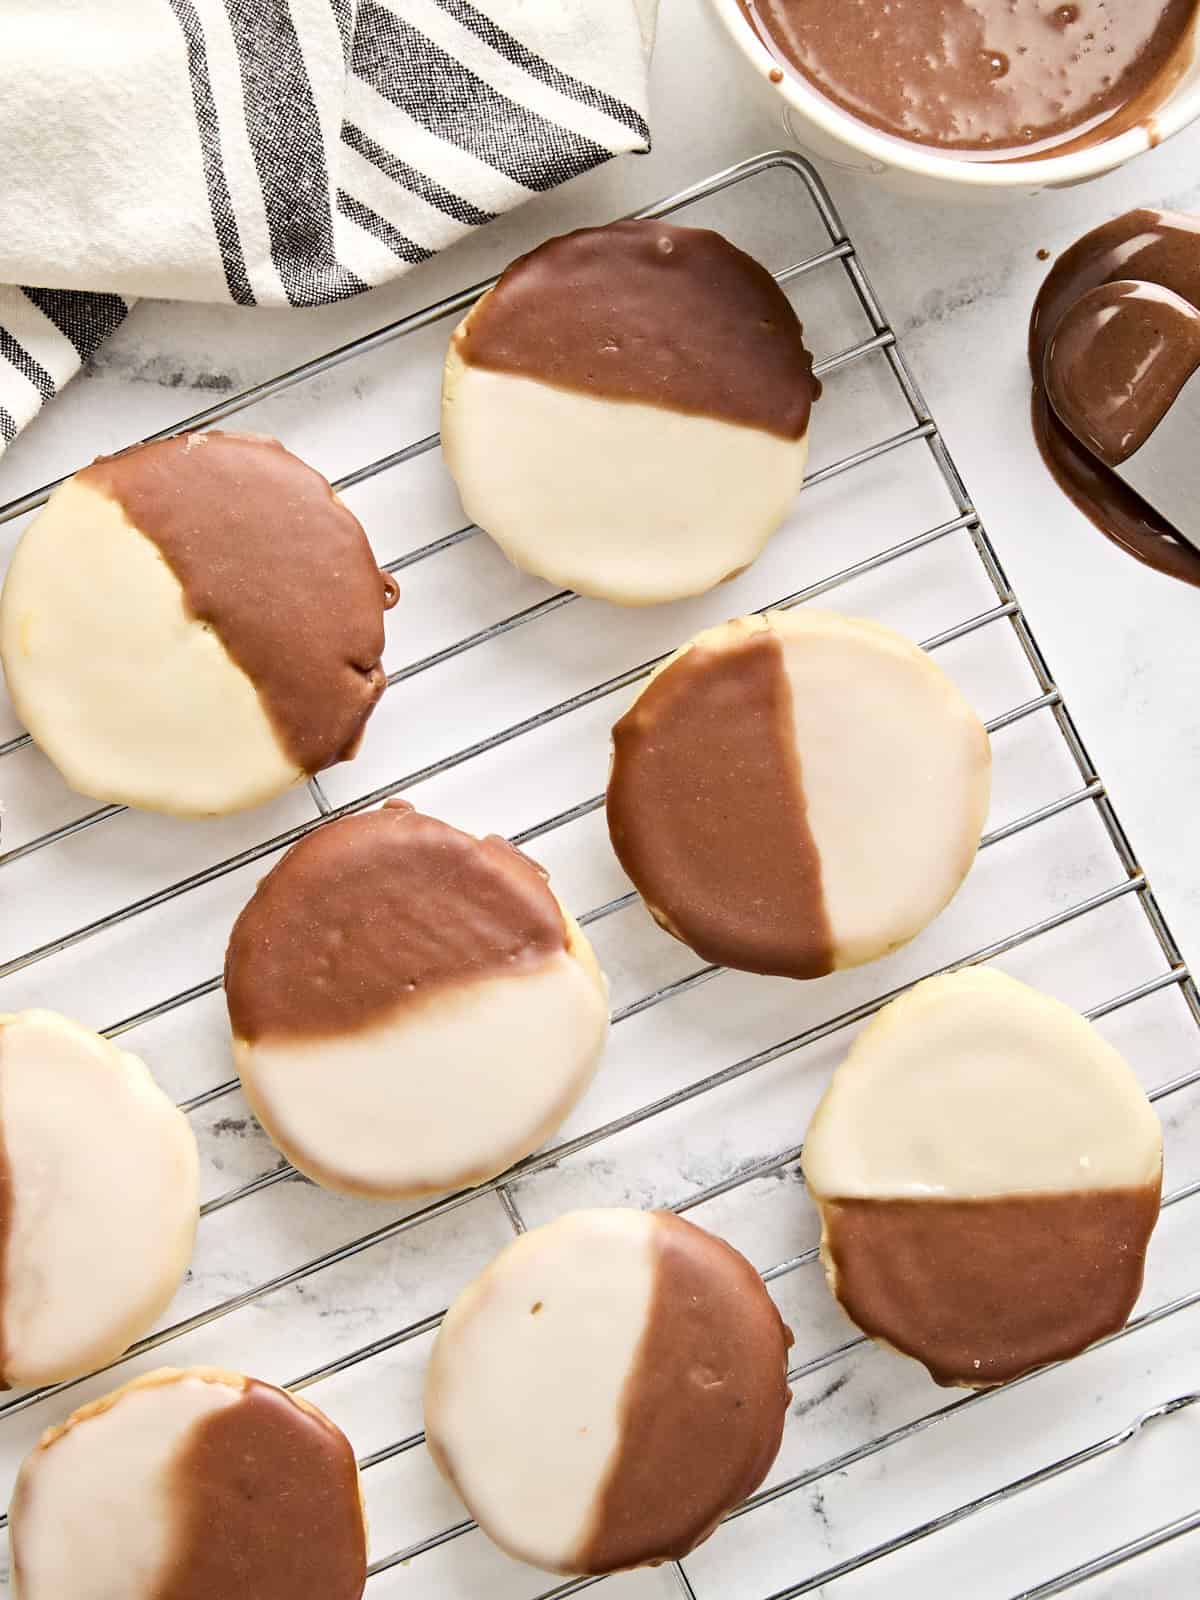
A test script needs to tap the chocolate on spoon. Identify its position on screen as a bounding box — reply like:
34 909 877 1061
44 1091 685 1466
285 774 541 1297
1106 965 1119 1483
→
1043 279 1200 550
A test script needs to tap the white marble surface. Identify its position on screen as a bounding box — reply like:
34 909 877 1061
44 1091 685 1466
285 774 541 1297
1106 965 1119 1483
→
2 2 1200 1596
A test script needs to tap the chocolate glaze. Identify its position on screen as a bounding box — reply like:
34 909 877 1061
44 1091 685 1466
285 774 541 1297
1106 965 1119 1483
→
458 221 817 440
740 0 1197 160
607 627 833 980
821 1186 1161 1387
1030 209 1200 585
578 1213 792 1573
83 432 399 774
225 802 569 1042
159 1378 365 1600
1045 279 1200 466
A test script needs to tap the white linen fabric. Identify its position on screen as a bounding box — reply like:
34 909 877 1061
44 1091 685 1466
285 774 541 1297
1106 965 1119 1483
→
0 0 657 456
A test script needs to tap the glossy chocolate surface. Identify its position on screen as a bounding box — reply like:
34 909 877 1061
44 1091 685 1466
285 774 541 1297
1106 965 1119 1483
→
607 629 833 980
459 221 817 439
225 802 568 1042
1030 209 1200 585
160 1379 365 1600
1045 279 1200 465
822 1186 1160 1386
740 0 1197 160
579 1213 792 1572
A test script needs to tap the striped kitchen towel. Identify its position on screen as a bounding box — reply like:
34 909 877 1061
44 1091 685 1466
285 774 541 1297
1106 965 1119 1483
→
0 0 657 458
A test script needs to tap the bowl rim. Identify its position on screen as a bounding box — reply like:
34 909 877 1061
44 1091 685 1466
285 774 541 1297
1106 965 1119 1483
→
707 0 1200 188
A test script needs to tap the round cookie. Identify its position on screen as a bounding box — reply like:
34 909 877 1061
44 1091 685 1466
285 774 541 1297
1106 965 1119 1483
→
424 1207 792 1575
0 431 399 817
9 1367 367 1599
225 801 609 1198
441 220 818 606
606 609 991 979
802 967 1163 1388
0 1010 198 1387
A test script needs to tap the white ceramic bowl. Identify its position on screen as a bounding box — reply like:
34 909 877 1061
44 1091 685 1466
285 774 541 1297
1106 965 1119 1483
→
707 0 1200 197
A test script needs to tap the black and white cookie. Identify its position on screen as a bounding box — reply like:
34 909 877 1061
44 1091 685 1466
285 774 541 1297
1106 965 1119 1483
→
0 431 398 816
425 1207 792 1574
441 220 818 605
607 609 991 978
225 803 609 1198
803 968 1163 1386
9 1367 367 1599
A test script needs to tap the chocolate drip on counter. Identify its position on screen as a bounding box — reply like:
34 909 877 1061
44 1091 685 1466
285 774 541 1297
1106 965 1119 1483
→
607 629 834 979
822 1186 1161 1387
1044 280 1200 466
578 1213 792 1573
458 221 817 440
1030 209 1200 586
225 802 568 1042
739 1 1198 161
83 432 399 774
158 1379 366 1600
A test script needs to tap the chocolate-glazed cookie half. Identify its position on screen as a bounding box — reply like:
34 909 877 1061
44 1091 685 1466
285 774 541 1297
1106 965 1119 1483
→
802 968 1163 1387
441 220 818 606
225 802 609 1198
606 610 991 978
424 1208 793 1575
0 431 398 816
10 1368 367 1600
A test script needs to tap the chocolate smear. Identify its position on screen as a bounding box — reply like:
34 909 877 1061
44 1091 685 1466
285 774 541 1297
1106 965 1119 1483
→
1044 279 1200 466
1030 209 1200 585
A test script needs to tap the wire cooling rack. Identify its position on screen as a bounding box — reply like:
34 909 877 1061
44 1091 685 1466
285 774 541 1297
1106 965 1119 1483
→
0 151 1199 1599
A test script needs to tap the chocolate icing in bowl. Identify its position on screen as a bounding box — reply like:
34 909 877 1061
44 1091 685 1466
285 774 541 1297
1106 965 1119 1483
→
739 0 1198 161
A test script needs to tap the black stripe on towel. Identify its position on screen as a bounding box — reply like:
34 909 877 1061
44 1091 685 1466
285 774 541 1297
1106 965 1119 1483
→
432 0 650 147
332 0 355 61
0 405 18 445
352 1 612 191
0 327 56 404
165 0 255 305
341 122 497 226
21 289 130 364
336 191 435 264
224 0 367 305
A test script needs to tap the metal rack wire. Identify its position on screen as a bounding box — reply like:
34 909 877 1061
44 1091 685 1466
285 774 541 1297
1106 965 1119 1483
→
0 151 1197 1597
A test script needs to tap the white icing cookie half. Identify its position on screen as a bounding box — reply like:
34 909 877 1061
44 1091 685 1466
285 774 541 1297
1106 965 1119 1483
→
224 802 609 1199
9 1367 367 1600
0 1010 198 1387
802 967 1164 1386
424 1208 792 1575
607 609 992 978
440 220 817 606
0 432 397 817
